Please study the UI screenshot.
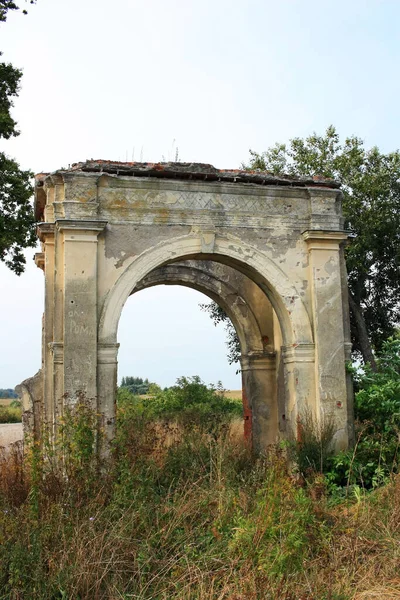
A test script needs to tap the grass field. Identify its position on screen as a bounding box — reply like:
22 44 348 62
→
0 406 399 599
0 398 14 407
0 399 22 423
224 389 242 400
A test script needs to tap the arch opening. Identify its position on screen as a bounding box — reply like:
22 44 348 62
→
111 256 285 451
118 285 242 390
99 232 313 350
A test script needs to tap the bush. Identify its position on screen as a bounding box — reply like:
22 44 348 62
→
327 337 400 489
120 376 152 395
0 405 22 423
288 410 335 478
117 375 242 436
285 338 400 493
0 384 400 598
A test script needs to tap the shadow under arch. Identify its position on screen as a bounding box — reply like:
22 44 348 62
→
132 261 265 357
98 231 313 347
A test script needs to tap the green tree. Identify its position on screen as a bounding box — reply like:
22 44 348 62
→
327 335 400 489
200 301 240 365
0 388 18 398
204 127 400 369
120 376 151 395
0 1 36 22
0 0 37 274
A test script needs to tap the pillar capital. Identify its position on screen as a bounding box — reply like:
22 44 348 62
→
282 343 315 364
56 219 107 241
34 252 45 271
302 230 349 251
56 219 107 231
98 343 120 364
37 222 55 242
241 352 276 371
49 342 63 364
56 219 107 242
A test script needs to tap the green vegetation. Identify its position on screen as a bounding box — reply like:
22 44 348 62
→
118 376 241 431
244 127 400 369
0 388 18 399
203 127 400 369
0 376 399 598
326 336 400 491
0 0 37 275
0 400 21 423
281 337 399 496
120 376 154 396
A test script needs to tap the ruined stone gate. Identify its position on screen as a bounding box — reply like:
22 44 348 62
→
20 161 354 452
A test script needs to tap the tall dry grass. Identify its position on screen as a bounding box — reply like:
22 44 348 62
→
0 401 399 599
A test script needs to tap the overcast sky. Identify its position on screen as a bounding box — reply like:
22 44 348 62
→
1 0 399 389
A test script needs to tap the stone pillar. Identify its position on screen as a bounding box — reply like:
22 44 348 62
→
57 219 107 408
241 371 252 445
282 343 316 440
302 230 350 450
37 223 55 437
49 341 64 440
339 245 355 446
52 223 65 428
241 353 278 452
97 343 119 452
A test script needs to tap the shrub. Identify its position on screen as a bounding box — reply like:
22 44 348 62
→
0 405 22 423
327 337 400 489
0 384 400 598
120 376 153 395
117 375 242 436
288 410 335 478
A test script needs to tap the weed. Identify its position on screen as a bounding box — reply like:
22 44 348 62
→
0 379 399 598
0 405 22 423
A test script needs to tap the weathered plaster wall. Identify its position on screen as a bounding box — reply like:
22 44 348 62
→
27 162 352 453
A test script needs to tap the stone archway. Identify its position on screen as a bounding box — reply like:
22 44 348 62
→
133 259 281 448
30 161 353 453
134 260 268 355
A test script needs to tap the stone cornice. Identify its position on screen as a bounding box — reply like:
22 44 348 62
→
282 343 315 364
56 219 108 233
49 160 341 189
37 222 55 242
34 252 45 271
241 352 276 371
302 230 349 250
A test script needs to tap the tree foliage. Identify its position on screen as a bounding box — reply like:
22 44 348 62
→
0 0 36 274
327 336 400 489
204 127 400 368
118 375 241 434
0 0 35 22
0 387 18 398
120 376 151 395
244 127 400 367
200 301 240 365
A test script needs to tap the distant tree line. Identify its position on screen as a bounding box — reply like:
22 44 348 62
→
120 376 152 395
0 388 18 398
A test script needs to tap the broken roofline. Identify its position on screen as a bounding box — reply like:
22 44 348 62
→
35 160 340 190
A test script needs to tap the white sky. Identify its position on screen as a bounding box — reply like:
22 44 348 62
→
1 0 399 389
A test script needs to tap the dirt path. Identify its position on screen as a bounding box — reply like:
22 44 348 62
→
0 423 23 447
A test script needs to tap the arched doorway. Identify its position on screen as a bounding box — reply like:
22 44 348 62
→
30 161 353 453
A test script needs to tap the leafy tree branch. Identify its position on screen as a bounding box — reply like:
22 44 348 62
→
0 0 37 274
